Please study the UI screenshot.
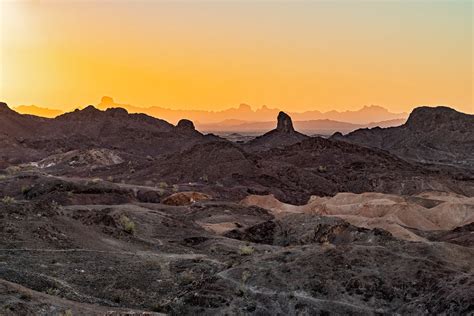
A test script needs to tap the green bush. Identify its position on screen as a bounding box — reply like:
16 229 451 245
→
1 196 15 204
120 215 136 234
239 245 254 256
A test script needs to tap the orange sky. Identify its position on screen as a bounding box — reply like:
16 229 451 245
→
0 1 473 113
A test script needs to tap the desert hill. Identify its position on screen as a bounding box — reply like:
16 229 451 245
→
332 106 474 169
0 103 222 165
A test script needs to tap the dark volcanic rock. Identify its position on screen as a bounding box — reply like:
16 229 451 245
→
176 119 196 131
245 111 309 150
332 106 474 169
0 105 221 162
0 102 14 114
276 111 295 133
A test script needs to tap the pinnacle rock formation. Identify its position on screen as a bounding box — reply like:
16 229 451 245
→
245 111 309 150
276 111 295 133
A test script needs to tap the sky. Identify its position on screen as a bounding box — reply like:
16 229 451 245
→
0 0 473 114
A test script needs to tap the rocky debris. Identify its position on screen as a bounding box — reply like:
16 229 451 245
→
0 279 164 316
0 197 472 314
31 149 124 170
428 222 474 247
161 191 211 206
225 213 393 246
332 106 474 169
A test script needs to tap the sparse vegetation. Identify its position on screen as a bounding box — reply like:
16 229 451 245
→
317 165 327 173
239 245 255 256
62 309 73 316
158 182 168 189
120 215 136 234
21 185 30 195
45 287 60 296
5 166 20 175
1 196 15 204
51 200 61 211
172 184 179 192
179 270 195 285
19 292 32 300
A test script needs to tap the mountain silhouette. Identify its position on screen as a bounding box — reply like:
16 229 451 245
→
332 106 474 169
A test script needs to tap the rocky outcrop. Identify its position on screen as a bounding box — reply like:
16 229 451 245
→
331 106 474 169
276 111 295 133
176 119 196 131
161 191 211 206
245 112 309 150
0 102 16 115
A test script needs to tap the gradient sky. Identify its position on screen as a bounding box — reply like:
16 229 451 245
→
1 0 473 113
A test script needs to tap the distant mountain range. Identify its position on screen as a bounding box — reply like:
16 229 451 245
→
13 96 407 127
197 118 406 135
14 105 63 118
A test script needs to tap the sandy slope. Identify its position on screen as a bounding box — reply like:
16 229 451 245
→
241 191 474 242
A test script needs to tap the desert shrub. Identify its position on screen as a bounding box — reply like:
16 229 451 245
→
62 310 73 316
179 270 195 285
51 200 62 211
21 185 30 195
5 166 20 175
239 245 254 256
120 215 136 234
158 182 168 188
317 165 327 173
45 287 60 296
172 184 179 192
19 292 32 300
1 196 15 204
